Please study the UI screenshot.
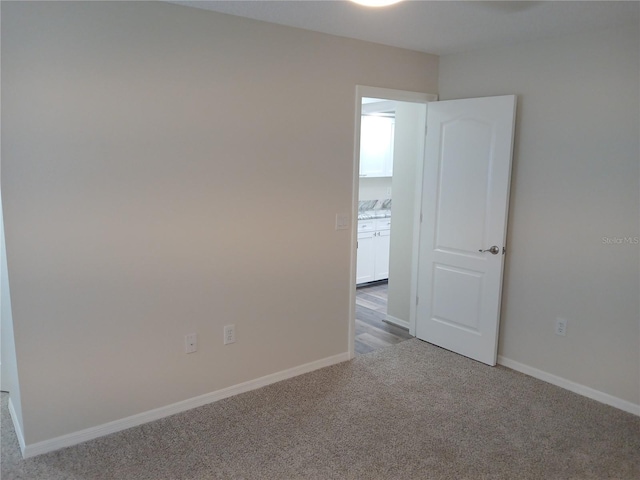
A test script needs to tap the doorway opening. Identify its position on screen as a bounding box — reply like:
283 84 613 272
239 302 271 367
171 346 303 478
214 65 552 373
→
350 86 436 358
350 90 516 365
355 280 413 355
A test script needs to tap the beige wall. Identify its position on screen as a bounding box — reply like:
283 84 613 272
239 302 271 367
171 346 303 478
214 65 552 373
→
387 101 427 324
439 23 640 404
1 1 438 445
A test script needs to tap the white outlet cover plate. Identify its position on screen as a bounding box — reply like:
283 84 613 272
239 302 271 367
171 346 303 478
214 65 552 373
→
555 318 567 336
185 333 197 353
224 325 236 345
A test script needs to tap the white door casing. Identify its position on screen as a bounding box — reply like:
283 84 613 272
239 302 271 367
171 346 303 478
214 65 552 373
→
415 95 517 366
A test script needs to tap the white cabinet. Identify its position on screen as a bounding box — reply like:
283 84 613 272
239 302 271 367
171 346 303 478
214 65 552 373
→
359 116 395 178
356 218 391 285
373 220 390 280
356 231 375 284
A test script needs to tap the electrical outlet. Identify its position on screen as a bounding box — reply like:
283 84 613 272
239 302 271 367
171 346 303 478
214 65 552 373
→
224 324 236 345
555 318 567 336
185 333 197 353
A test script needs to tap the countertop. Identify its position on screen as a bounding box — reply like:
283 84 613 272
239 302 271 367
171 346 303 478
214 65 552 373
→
357 209 391 221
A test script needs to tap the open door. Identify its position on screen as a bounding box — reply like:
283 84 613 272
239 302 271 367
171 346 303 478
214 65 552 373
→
416 95 516 366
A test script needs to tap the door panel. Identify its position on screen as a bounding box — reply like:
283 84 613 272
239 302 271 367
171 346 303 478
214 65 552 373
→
416 95 516 366
435 119 492 253
431 264 483 333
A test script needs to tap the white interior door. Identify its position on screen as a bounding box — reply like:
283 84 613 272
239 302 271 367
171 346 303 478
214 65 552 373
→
416 95 516 366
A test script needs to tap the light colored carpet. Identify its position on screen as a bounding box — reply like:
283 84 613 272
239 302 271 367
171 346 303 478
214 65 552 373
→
2 339 639 479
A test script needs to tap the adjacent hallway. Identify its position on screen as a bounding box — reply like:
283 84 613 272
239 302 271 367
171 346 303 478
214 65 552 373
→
355 281 413 355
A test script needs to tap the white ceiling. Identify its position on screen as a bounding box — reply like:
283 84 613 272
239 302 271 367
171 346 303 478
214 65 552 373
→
169 1 639 55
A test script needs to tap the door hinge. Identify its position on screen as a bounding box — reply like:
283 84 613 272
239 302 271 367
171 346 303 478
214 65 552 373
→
416 296 419 306
503 246 506 255
420 212 423 223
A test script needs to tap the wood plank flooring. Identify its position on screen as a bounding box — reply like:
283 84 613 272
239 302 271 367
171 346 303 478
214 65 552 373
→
355 281 413 355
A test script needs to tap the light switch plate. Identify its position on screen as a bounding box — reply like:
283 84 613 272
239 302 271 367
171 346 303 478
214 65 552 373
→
335 214 350 230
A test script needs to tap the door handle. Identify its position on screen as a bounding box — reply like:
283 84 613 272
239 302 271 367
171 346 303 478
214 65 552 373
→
479 246 500 255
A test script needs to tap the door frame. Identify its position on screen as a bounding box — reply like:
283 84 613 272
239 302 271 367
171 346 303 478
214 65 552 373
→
348 86 437 359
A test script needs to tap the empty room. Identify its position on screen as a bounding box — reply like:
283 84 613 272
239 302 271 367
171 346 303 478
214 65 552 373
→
1 1 638 478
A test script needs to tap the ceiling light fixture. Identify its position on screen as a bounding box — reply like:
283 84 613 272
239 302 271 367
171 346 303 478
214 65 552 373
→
350 0 404 7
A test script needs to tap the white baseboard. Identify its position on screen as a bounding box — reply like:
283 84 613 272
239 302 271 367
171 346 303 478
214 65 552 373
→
8 397 26 456
384 315 410 330
21 351 350 459
497 355 640 417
